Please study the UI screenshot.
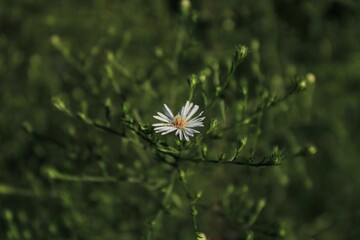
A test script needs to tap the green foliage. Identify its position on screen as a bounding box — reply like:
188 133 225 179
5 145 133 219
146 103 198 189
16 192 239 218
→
1 0 360 239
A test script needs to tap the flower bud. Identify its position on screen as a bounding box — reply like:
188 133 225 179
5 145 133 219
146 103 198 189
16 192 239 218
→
306 72 316 84
181 0 191 15
234 45 248 64
298 80 307 90
187 74 198 88
197 232 207 240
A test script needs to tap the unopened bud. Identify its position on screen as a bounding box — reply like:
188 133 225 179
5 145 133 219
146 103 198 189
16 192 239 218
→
188 74 198 88
154 47 163 58
22 121 33 133
202 145 208 158
257 198 266 209
197 232 207 240
279 229 286 237
240 137 247 146
306 73 316 84
190 206 198 216
307 145 317 155
298 80 307 90
234 45 248 64
251 39 260 51
106 52 115 62
50 35 61 47
242 86 248 96
199 73 206 82
181 0 191 15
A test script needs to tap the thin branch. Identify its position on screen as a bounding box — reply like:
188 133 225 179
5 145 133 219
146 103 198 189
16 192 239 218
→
223 81 306 132
146 171 177 240
93 122 124 137
181 151 283 167
46 169 149 185
175 165 201 239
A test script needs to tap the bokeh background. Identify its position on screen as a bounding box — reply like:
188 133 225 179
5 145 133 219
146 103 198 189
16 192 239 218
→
1 0 360 239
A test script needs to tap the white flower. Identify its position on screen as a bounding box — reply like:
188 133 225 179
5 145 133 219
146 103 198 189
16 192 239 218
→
153 101 205 141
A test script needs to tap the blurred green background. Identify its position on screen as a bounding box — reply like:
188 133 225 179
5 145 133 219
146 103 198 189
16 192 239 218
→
1 0 360 239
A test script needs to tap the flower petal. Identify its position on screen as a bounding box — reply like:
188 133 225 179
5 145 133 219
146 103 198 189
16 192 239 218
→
185 128 199 134
186 105 199 120
184 128 194 137
154 126 174 132
161 127 177 135
163 104 174 118
183 130 190 141
181 101 192 117
187 122 204 127
153 115 170 122
157 112 172 122
152 123 171 127
189 110 203 120
178 130 183 141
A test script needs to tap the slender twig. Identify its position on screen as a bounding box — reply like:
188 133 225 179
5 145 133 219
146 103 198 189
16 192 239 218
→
175 164 200 239
46 170 151 185
180 151 283 167
49 174 118 183
0 184 35 197
223 82 305 132
93 122 124 137
182 158 273 167
146 171 177 240
171 18 186 74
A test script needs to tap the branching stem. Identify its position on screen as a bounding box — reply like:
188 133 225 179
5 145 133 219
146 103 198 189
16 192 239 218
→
146 171 177 240
175 164 200 239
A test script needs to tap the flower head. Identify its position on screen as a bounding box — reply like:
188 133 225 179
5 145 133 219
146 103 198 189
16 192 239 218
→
153 101 205 141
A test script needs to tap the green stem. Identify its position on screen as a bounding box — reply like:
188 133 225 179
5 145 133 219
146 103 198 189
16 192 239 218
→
46 169 149 185
171 22 185 74
49 174 117 183
181 152 283 167
250 112 263 154
175 165 200 239
222 83 305 132
146 171 177 240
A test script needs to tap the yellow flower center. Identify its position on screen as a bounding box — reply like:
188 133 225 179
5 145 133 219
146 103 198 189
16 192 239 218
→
173 115 187 129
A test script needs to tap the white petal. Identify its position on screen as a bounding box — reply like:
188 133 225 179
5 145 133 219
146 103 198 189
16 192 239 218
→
182 101 193 117
157 112 172 122
188 111 203 120
187 122 204 128
178 130 183 141
186 105 199 120
163 104 174 118
187 117 205 123
152 123 171 127
180 101 187 116
153 115 170 122
161 127 177 135
187 115 205 123
183 130 190 141
184 128 194 137
154 126 173 132
185 128 199 134
180 104 185 117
